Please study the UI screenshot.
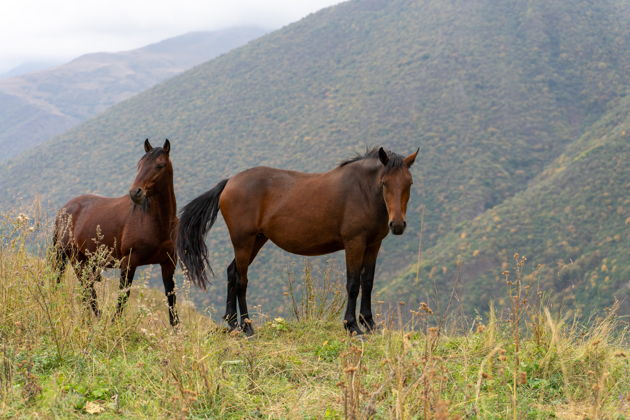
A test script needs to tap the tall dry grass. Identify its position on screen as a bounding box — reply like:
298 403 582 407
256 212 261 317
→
0 210 628 418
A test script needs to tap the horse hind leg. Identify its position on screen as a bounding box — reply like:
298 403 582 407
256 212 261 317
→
223 259 239 331
52 210 75 284
51 245 68 284
77 262 102 318
232 234 267 337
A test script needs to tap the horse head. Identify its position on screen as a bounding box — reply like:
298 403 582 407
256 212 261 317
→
378 147 418 235
129 139 173 208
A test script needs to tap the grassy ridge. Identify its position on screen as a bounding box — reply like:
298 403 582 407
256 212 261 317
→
1 218 628 418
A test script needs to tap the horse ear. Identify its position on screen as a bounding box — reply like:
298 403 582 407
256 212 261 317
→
404 148 419 168
378 147 389 166
163 139 170 154
144 139 153 153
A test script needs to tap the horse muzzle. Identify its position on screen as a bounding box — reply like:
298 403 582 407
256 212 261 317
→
389 220 407 235
129 187 147 205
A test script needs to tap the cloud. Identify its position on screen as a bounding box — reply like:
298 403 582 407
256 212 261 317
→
0 0 343 72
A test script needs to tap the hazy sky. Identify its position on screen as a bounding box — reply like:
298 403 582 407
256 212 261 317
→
0 0 344 73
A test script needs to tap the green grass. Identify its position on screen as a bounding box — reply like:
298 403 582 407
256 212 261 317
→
1 218 628 418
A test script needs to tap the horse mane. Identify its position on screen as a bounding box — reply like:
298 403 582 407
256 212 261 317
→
338 147 405 171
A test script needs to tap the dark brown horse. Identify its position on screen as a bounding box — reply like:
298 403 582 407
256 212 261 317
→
53 139 179 325
177 147 417 335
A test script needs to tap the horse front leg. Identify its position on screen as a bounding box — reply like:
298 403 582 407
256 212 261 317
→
343 240 366 336
115 262 136 320
359 242 381 333
161 261 179 326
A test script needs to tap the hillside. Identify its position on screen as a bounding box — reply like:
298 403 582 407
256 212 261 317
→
1 227 628 418
0 26 267 161
0 0 629 317
385 94 630 317
0 61 61 78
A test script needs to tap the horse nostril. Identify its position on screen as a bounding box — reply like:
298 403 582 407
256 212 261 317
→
389 221 394 228
403 221 407 228
129 188 143 200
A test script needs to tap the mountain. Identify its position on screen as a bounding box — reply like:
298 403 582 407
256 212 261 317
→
0 0 628 317
0 61 62 79
0 26 268 161
384 95 630 317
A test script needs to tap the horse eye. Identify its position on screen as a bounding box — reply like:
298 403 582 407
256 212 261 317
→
156 164 166 169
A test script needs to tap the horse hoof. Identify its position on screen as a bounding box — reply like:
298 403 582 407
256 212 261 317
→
361 322 378 334
241 322 255 337
225 322 239 333
169 311 180 327
223 324 240 335
344 323 364 336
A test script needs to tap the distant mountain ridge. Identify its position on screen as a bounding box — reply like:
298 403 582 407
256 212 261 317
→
0 0 628 318
0 61 62 79
0 26 268 161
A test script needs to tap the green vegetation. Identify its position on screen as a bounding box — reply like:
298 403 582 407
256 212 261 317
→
0 0 628 318
387 94 630 318
2 218 628 418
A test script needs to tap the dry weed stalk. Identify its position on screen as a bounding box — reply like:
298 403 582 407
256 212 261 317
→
504 252 529 420
286 259 345 322
340 343 364 420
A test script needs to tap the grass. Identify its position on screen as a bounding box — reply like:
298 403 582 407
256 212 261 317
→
1 214 629 419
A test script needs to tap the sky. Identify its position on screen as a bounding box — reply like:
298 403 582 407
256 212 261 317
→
0 0 344 74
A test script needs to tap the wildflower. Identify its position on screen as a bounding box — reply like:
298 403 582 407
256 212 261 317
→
419 302 433 314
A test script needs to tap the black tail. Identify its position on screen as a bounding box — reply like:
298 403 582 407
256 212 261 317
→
177 178 229 289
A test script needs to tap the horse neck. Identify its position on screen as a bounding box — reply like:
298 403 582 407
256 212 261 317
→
148 176 177 225
341 159 388 214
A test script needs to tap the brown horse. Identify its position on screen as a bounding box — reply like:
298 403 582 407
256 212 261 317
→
177 147 417 335
53 139 179 326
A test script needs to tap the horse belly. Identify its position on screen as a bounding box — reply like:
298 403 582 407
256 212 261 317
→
264 225 344 256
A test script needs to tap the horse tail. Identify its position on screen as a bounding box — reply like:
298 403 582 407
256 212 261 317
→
177 178 229 289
